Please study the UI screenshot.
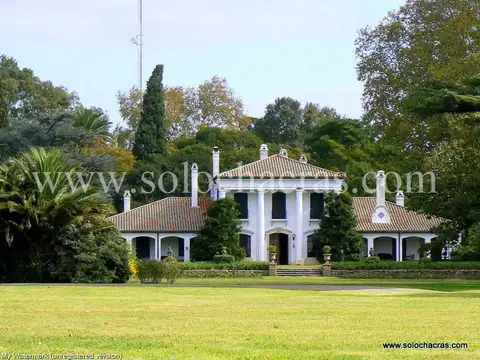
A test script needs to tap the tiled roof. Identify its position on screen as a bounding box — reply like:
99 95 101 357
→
353 197 444 233
217 154 345 179
109 197 212 232
110 195 443 234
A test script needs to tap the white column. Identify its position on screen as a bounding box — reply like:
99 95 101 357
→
396 236 401 262
257 190 265 261
295 189 304 263
367 237 374 256
159 237 163 259
154 235 159 260
184 237 191 262
219 188 226 199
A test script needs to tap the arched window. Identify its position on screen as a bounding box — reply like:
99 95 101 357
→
272 192 286 219
239 234 251 257
234 192 249 219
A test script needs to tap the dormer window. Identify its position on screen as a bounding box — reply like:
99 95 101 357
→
234 192 249 219
272 192 286 219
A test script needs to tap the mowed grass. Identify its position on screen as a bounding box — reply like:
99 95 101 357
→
0 284 479 360
175 277 480 292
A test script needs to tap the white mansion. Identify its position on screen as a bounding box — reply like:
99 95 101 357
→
110 145 443 264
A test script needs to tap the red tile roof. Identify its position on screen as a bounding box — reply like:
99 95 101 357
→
217 154 345 179
109 197 212 232
353 197 444 233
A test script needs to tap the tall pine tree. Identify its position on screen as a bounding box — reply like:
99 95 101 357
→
132 65 167 160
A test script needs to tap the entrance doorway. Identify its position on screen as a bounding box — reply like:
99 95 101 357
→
269 233 289 265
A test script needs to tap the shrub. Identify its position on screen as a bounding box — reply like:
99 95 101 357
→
363 256 381 263
331 260 480 270
181 270 264 278
128 255 138 278
322 245 331 254
213 254 235 263
163 248 181 284
137 259 165 283
59 225 131 284
180 260 269 271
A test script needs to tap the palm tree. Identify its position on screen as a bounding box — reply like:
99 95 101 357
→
73 108 113 146
0 147 113 246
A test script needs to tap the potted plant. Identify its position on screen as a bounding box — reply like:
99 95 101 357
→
268 245 277 262
322 245 332 264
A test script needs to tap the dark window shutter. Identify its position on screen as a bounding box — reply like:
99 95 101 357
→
272 192 286 219
239 234 251 257
310 193 325 219
178 238 184 257
234 193 249 219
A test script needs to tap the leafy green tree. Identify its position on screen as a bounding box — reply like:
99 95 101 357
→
191 198 244 261
356 0 480 146
0 55 77 126
404 76 480 235
311 192 364 262
132 65 167 160
301 104 344 137
254 97 302 146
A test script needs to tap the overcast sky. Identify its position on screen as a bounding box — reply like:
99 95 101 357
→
0 0 405 125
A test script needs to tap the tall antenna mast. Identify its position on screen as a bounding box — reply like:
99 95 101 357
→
131 0 143 91
139 0 143 91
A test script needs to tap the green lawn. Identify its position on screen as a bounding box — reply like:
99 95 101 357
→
0 282 479 359
175 277 480 292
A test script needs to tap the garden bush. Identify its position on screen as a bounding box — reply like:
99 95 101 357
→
137 259 165 283
331 260 480 270
181 270 265 278
180 260 269 271
213 254 235 263
163 249 181 283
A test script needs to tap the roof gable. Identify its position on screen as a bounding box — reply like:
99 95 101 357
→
217 154 345 179
353 197 444 233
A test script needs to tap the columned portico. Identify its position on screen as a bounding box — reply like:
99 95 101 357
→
295 188 304 263
257 190 265 261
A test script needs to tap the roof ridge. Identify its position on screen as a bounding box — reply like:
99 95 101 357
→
217 153 344 177
280 154 344 174
217 154 279 176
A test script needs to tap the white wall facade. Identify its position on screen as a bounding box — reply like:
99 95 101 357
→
220 177 344 264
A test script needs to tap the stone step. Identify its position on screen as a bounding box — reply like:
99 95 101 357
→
276 268 321 276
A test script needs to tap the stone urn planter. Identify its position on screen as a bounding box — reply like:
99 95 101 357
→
322 245 332 265
268 245 277 263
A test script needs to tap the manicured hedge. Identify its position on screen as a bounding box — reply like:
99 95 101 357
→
331 260 480 270
181 270 266 278
180 260 269 271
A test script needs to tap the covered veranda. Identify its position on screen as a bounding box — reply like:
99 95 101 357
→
121 232 197 261
362 232 439 261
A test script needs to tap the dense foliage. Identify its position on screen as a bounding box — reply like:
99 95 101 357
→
132 65 167 160
191 198 244 261
311 192 365 262
332 260 480 270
